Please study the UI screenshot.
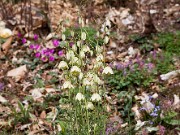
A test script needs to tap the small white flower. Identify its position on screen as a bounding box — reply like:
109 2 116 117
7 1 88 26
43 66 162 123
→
75 93 85 101
70 66 81 76
58 61 68 70
91 93 101 102
66 50 75 60
62 81 74 89
96 54 104 62
102 66 113 75
86 102 94 110
0 28 12 38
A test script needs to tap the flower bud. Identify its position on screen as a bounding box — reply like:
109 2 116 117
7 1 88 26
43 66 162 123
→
79 51 85 59
62 34 66 41
81 32 86 40
71 31 74 37
104 36 109 44
72 44 77 52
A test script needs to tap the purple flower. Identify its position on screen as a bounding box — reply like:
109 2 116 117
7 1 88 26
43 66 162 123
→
22 38 27 44
147 63 154 70
58 50 64 56
34 44 41 50
52 39 59 47
35 52 41 58
17 32 22 38
41 57 47 62
140 107 147 111
34 34 38 40
69 42 74 47
30 44 35 49
0 83 4 91
49 55 55 61
158 125 165 135
116 63 123 70
150 112 158 117
49 49 55 54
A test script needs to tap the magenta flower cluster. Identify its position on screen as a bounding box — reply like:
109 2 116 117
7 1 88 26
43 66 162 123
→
29 35 64 62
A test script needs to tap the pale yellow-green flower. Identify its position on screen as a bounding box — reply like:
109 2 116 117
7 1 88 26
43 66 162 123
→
70 66 81 76
102 66 113 75
93 74 103 85
62 34 66 41
96 46 103 53
83 78 93 86
77 41 81 47
72 44 77 52
58 61 68 70
62 81 74 89
0 28 12 38
79 51 85 59
94 61 103 70
96 54 104 62
104 36 109 44
91 93 101 102
81 32 86 40
71 31 74 37
75 93 85 101
79 72 83 80
66 50 75 60
82 45 90 53
86 102 94 110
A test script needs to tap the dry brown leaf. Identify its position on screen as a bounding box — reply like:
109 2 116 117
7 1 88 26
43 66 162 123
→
40 111 47 119
7 65 27 82
0 95 8 103
2 36 13 54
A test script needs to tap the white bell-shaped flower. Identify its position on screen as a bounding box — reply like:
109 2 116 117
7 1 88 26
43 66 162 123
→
91 93 101 102
75 93 85 101
0 28 12 38
62 81 74 89
70 66 81 76
58 61 68 70
66 50 75 60
102 66 113 75
86 102 94 110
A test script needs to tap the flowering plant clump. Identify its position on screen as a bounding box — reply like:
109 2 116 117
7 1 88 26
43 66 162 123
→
55 18 112 134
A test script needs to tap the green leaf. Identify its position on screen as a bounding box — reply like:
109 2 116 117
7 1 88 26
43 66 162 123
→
164 119 180 125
